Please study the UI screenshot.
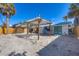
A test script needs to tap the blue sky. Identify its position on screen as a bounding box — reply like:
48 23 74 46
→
0 3 71 25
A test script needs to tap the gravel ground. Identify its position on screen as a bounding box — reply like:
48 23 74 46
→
0 34 79 56
0 34 58 56
37 35 79 56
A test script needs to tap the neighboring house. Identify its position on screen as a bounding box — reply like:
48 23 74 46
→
12 23 27 33
74 16 79 26
73 16 79 39
53 22 73 35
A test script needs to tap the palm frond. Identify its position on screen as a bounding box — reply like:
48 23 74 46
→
0 3 16 17
67 3 79 18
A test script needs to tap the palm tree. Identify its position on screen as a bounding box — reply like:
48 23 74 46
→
63 16 68 23
67 3 79 26
66 3 79 37
0 3 15 34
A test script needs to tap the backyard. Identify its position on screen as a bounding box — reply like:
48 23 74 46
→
0 33 79 56
0 3 79 56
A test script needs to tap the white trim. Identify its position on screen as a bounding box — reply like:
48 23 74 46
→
26 17 51 24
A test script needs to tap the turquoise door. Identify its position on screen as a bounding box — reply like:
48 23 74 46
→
54 26 62 35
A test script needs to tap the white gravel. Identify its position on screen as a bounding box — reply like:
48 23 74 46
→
0 34 79 56
0 34 59 56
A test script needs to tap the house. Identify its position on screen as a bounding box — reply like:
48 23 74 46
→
13 16 53 35
13 17 74 35
12 23 27 33
53 22 73 35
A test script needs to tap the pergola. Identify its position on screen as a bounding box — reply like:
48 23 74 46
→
25 17 52 40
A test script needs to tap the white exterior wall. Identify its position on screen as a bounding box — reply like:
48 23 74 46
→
39 27 44 34
50 26 54 34
39 26 54 34
62 25 69 35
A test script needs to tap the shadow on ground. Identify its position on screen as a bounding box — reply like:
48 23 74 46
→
8 51 27 56
15 33 53 39
37 35 79 56
15 34 32 39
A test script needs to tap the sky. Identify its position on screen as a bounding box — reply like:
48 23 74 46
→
0 3 72 25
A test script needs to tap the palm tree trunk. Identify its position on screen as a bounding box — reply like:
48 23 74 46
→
6 16 9 34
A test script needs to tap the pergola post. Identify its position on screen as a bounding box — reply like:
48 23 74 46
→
27 23 29 35
38 22 40 40
49 23 51 36
38 19 41 40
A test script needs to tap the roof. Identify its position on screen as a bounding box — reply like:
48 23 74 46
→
14 17 52 27
54 22 72 26
13 16 52 27
26 16 51 25
26 17 41 22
